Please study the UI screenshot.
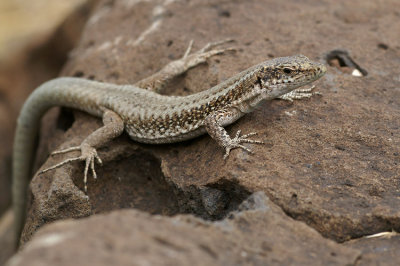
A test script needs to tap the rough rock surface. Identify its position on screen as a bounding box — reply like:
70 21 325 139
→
8 193 360 266
7 0 400 264
345 232 400 266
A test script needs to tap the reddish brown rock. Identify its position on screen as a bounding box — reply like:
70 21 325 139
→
8 193 360 266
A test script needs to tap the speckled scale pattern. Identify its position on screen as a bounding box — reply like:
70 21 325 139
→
21 55 325 144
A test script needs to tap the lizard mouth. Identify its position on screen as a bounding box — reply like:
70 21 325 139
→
314 63 327 78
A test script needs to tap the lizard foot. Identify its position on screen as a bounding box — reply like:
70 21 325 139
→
279 85 321 102
223 130 264 159
179 39 236 69
40 144 102 192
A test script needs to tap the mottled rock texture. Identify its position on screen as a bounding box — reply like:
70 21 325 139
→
7 193 360 266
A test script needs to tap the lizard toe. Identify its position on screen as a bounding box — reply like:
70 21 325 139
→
221 130 264 159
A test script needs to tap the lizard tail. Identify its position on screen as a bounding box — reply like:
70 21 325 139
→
12 81 56 247
12 77 106 247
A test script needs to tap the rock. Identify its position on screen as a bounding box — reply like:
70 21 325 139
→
345 232 400 266
9 0 400 264
0 210 14 265
7 192 360 266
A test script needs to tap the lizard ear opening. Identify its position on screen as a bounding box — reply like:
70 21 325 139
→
283 68 293 74
259 75 269 87
257 76 263 84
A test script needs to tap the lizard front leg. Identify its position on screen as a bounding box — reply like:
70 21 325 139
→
204 108 264 159
41 109 124 191
135 39 235 92
278 85 321 102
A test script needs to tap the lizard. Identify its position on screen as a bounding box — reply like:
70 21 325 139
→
12 39 326 245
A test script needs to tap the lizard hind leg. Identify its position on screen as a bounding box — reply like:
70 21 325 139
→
40 144 102 192
135 39 236 92
40 109 124 192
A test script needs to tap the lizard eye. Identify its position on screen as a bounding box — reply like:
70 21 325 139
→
283 68 293 74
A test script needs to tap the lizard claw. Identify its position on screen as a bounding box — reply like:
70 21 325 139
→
198 39 235 53
279 85 321 102
51 146 81 155
82 146 100 191
40 144 102 192
223 130 264 159
181 39 236 68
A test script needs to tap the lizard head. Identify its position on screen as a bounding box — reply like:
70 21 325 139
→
258 55 326 98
